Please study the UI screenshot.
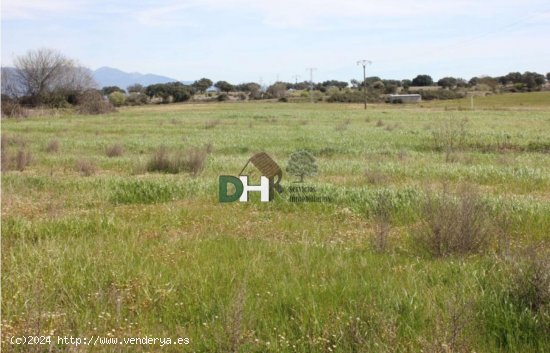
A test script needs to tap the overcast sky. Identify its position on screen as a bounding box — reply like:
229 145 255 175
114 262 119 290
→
2 0 549 84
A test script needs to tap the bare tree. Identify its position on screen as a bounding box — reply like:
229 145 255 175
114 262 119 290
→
13 48 96 105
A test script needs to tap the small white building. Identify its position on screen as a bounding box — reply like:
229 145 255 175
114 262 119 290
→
387 94 422 103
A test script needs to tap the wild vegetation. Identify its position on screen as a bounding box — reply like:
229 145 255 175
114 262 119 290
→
1 94 550 352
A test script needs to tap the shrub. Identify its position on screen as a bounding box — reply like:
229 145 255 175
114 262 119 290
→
1 134 32 172
45 139 60 153
75 158 97 176
217 93 229 101
77 90 115 115
432 118 468 162
105 143 124 157
146 146 172 173
177 148 207 177
413 186 492 257
126 92 148 105
507 246 550 312
146 146 207 176
12 149 32 171
108 91 126 107
1 99 28 118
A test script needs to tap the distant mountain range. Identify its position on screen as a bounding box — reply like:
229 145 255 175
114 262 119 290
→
92 67 191 89
1 66 192 91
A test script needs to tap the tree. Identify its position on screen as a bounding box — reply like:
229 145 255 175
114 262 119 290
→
266 82 287 99
455 78 468 88
499 72 522 85
437 77 458 89
214 81 233 93
412 74 433 86
547 72 550 82
521 72 545 91
321 80 348 90
102 86 125 95
401 79 412 89
477 76 499 92
127 83 145 94
286 150 318 183
145 82 192 103
236 82 262 99
468 77 478 87
13 48 95 106
192 78 213 94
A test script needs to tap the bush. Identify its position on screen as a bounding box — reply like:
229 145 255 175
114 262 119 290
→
1 134 32 171
45 139 60 153
146 146 172 173
126 92 148 105
1 98 28 118
176 148 207 177
413 186 492 257
507 246 550 313
105 143 124 157
77 90 115 115
108 91 126 107
146 146 207 176
432 118 468 162
75 158 97 176
217 93 229 101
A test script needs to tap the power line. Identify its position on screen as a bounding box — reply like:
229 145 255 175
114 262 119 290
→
357 60 372 110
306 67 317 103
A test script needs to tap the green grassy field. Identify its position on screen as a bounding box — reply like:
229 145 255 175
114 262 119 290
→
2 97 550 352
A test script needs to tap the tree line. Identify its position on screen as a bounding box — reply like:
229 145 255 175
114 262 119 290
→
2 48 549 116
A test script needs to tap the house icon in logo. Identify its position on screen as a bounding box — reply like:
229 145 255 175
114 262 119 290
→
239 152 283 194
219 152 283 202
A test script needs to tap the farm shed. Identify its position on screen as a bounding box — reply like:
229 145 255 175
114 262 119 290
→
387 94 422 103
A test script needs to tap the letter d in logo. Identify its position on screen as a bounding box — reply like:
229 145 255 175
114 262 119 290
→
219 175 271 202
219 176 243 202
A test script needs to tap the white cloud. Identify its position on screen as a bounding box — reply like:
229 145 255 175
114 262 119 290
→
1 0 84 19
131 0 549 29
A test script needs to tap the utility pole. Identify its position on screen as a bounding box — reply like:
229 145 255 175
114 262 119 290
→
356 60 372 110
306 68 317 103
292 74 300 85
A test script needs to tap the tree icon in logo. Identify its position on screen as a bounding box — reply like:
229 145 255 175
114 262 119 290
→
286 150 318 183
